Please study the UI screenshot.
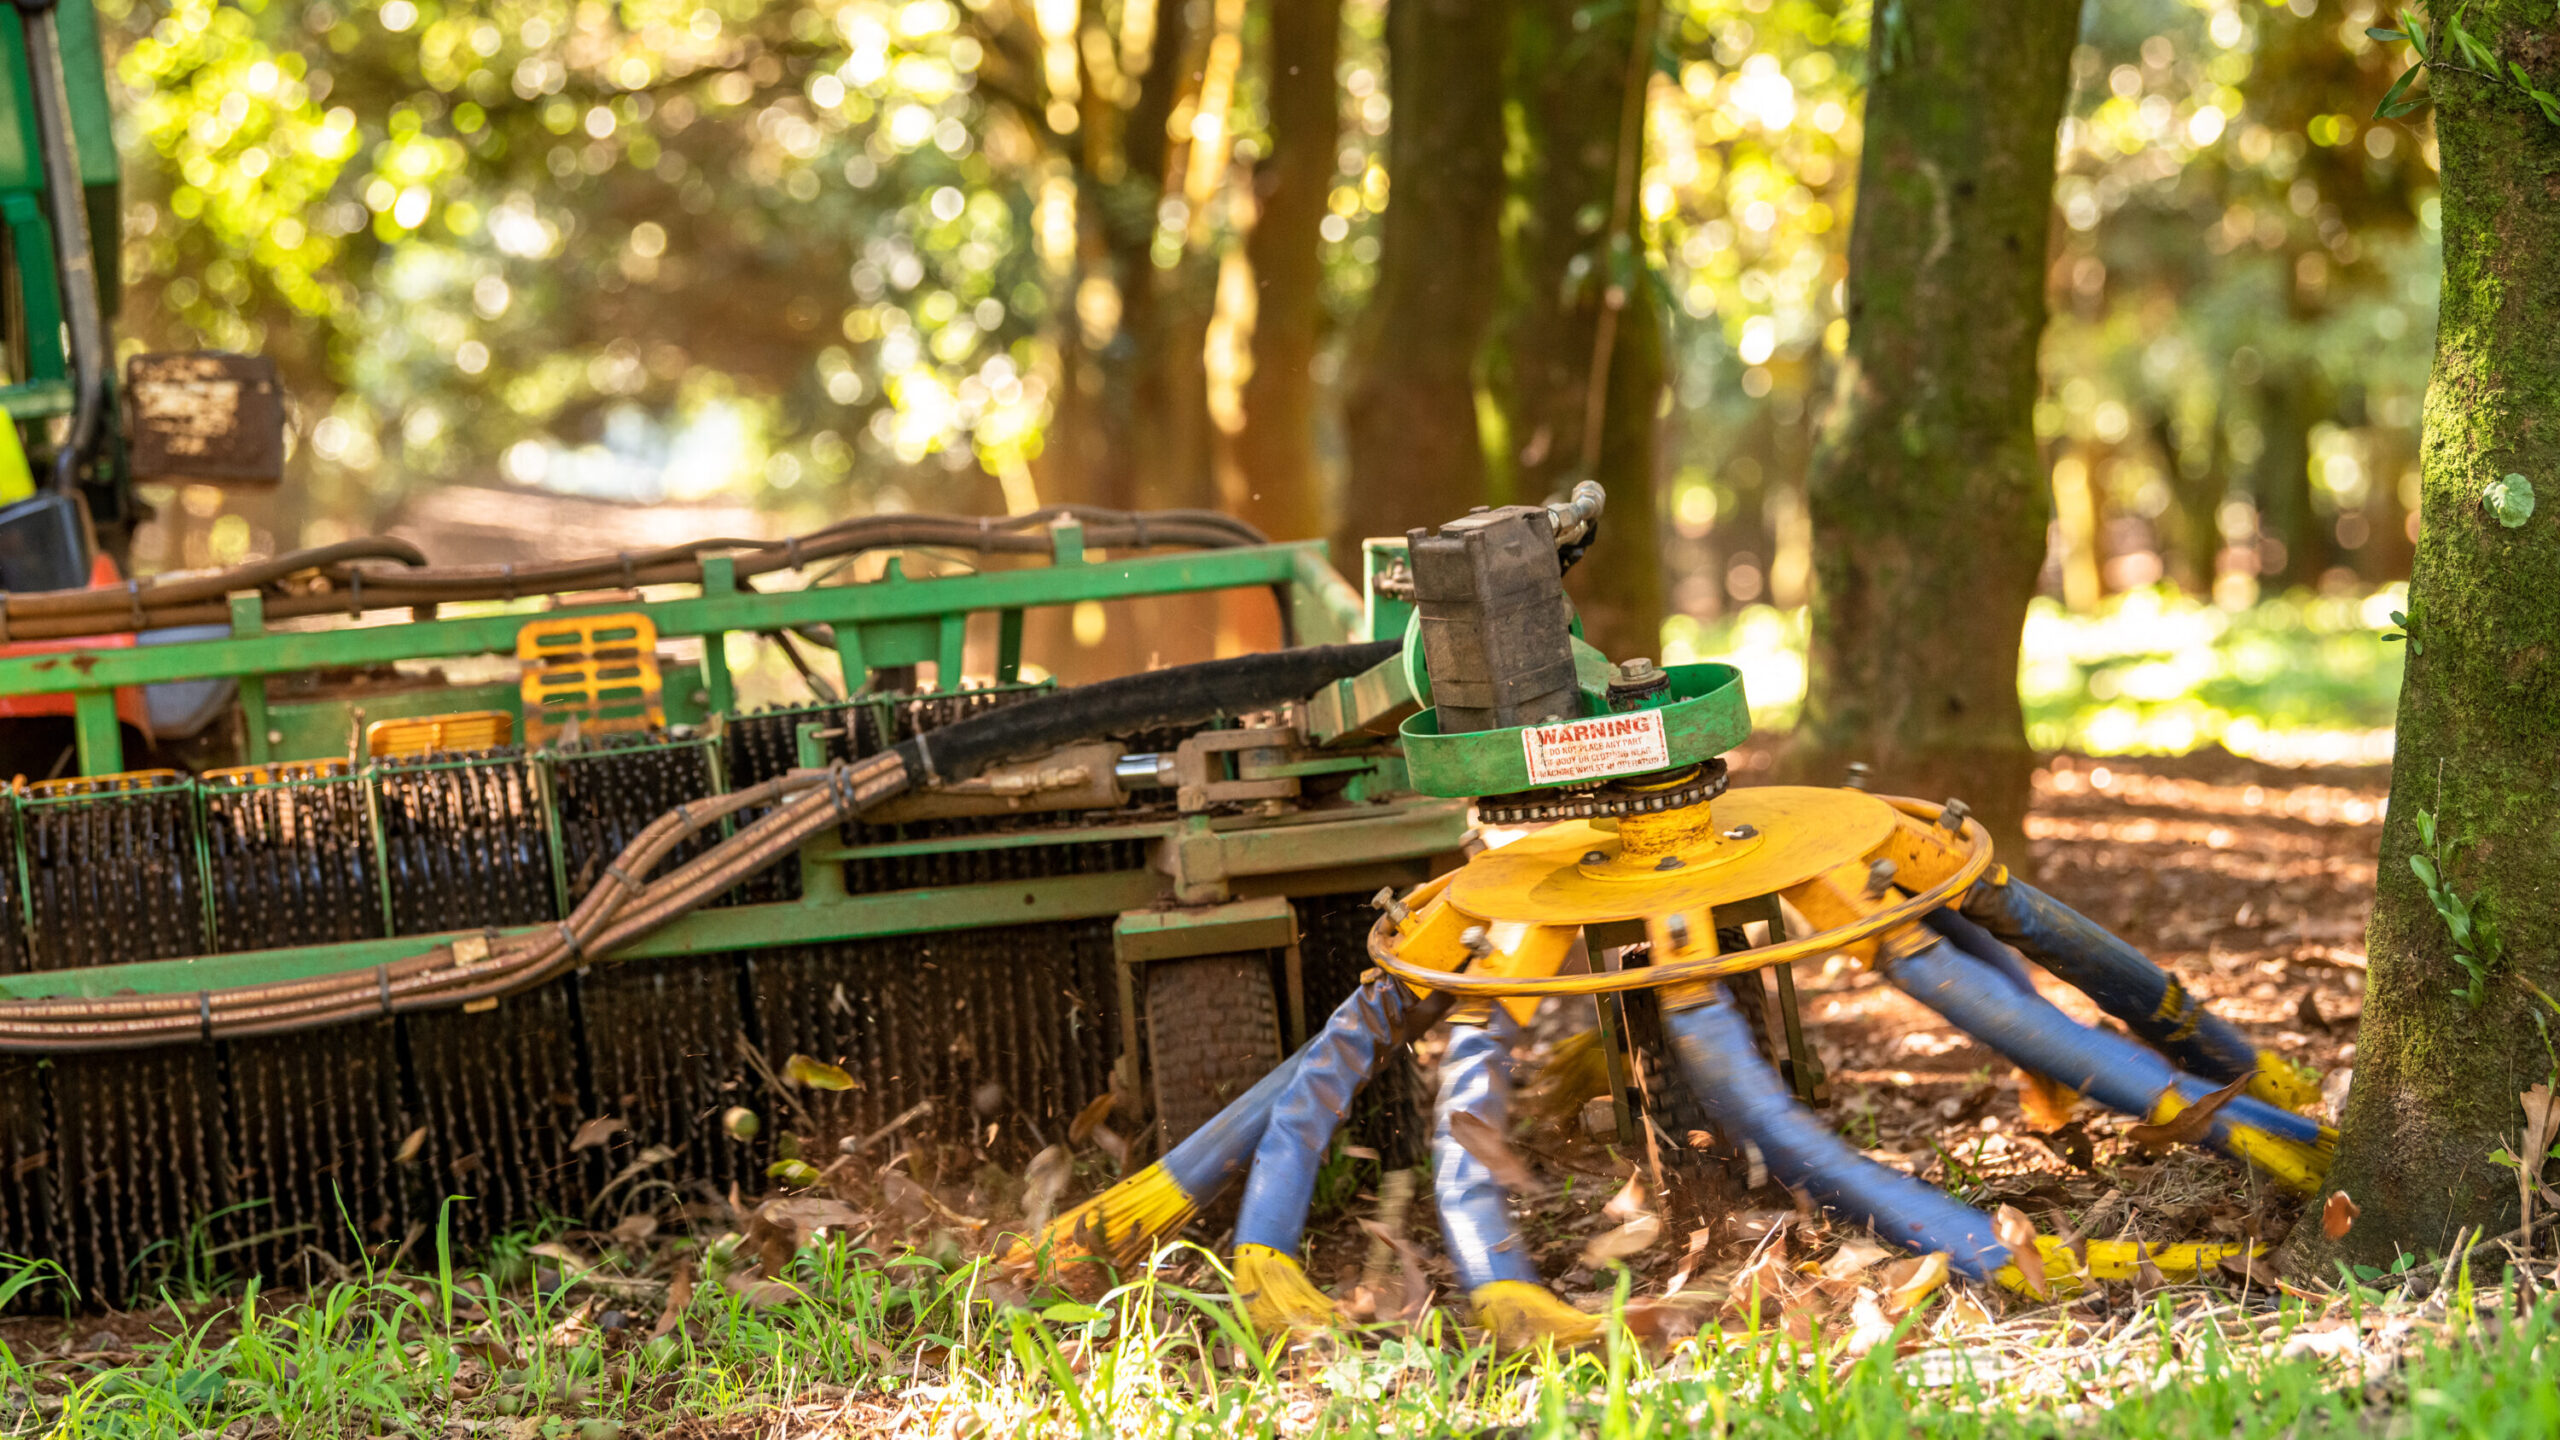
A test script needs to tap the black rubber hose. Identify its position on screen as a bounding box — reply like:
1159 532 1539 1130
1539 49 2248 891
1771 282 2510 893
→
890 640 1399 786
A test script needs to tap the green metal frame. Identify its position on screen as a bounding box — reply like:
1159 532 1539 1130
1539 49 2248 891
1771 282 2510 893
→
0 533 1470 1002
32 538 1348 776
1398 660 1752 798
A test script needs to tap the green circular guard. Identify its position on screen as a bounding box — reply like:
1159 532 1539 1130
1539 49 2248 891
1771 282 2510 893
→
1398 662 1750 799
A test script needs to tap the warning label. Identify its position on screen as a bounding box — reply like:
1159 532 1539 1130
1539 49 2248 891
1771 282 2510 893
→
1519 709 1670 786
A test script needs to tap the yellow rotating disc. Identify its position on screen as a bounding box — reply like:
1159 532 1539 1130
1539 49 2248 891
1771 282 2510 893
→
1449 785 1898 926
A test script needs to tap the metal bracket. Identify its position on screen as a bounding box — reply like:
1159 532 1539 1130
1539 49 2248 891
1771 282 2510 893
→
1113 894 1305 1057
1172 727 1300 812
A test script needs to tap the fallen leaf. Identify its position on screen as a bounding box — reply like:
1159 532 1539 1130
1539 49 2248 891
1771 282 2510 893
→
1581 1213 1663 1268
1067 1092 1117 1144
648 1268 695 1339
2134 1241 2165 1292
2294 991 2331 1034
1341 1144 1381 1162
1448 1110 1541 1194
1022 1144 1073 1233
1944 1291 1998 1341
2323 1191 2360 1242
2219 1250 2277 1289
1994 1204 2048 1299
569 1117 624 1151
1820 1239 1892 1282
1356 1216 1434 1322
1842 1289 1897 1358
2016 1070 2080 1132
394 1126 428 1166
2126 1075 2251 1152
1089 1124 1129 1169
1602 1173 1650 1224
454 1336 517 1371
609 1213 658 1249
723 1273 801 1309
1723 1230 1796 1319
761 1197 862 1241
1884 1252 1950 1316
767 1159 823 1187
1685 1129 1716 1151
783 1054 858 1091
722 1107 762 1142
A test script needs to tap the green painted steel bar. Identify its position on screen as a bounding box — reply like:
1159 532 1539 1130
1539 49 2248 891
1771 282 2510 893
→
0 543 1317 699
0 869 1169 1000
697 554 738 716
994 608 1023 683
229 593 271 762
70 687 117 772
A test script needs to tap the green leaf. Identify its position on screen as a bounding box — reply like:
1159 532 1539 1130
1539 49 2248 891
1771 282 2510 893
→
2368 26 2408 41
2484 473 2536 527
2454 25 2499 72
2381 631 2406 643
2412 852 2440 889
2513 61 2536 88
1040 1302 1107 1324
2416 809 2438 850
2377 61 2424 119
2402 7 2430 56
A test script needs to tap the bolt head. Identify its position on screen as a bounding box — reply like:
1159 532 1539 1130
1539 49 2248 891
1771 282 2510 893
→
1582 850 1609 865
1655 855 1683 871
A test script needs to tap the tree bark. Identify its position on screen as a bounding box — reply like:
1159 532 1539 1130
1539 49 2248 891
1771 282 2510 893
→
1231 0 1338 545
1500 0 1668 665
2280 4 2560 1276
1788 0 2077 863
1336 0 1510 558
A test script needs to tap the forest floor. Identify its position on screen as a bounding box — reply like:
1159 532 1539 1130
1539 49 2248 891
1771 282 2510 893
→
16 751 2557 1439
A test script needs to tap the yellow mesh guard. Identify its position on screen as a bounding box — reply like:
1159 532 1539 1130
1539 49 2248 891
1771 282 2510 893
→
516 612 663 744
200 758 355 787
1234 1244 1338 1334
1473 1281 1608 1351
26 769 186 798
363 710 514 760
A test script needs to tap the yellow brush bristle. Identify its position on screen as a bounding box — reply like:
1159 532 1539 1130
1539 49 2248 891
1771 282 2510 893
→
1234 1244 1339 1334
1006 1162 1198 1279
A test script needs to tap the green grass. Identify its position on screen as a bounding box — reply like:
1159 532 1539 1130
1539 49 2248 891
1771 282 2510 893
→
6 1236 2558 1438
1662 585 2406 765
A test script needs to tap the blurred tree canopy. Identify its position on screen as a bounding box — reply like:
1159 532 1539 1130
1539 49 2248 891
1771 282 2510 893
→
103 0 2443 664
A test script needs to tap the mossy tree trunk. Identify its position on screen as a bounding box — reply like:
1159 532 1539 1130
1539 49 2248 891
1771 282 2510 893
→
2280 3 2560 1275
1499 0 1667 665
1788 0 2078 861
1337 0 1511 558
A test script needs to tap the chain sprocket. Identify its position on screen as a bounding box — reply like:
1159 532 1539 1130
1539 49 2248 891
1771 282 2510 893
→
1474 758 1729 825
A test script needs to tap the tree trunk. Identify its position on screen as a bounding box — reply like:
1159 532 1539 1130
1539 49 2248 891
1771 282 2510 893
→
2279 5 2560 1276
1787 0 2077 863
1231 0 1338 545
1500 0 1667 665
1336 0 1510 558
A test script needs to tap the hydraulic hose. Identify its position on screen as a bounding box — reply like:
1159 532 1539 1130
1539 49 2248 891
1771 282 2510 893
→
1959 872 2259 1085
0 507 1269 640
1434 1022 1538 1292
0 640 1396 1051
1880 935 2331 1191
1230 975 1451 1332
1234 976 1438 1259
1662 983 2011 1280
